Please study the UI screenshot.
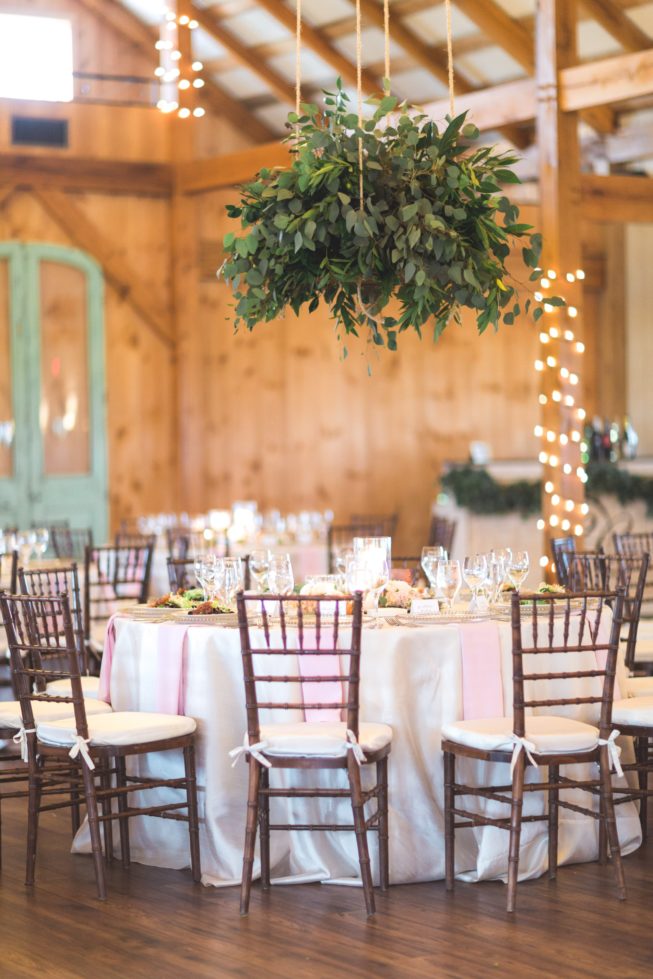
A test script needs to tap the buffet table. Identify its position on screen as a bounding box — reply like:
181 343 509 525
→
75 611 642 888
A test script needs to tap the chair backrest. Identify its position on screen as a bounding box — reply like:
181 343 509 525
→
167 556 196 593
236 592 364 745
550 535 576 586
427 516 456 555
350 513 398 537
327 522 388 574
52 527 93 562
510 590 624 739
0 549 18 592
0 592 88 755
614 532 653 606
18 563 88 673
567 553 649 673
84 543 154 630
390 556 424 586
114 532 157 550
166 528 191 560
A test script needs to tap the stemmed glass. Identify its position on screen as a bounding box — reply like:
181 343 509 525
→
346 551 389 628
463 554 488 611
334 546 354 590
267 554 294 595
33 527 49 559
507 550 530 593
248 548 270 593
486 553 508 605
194 555 213 601
437 560 462 613
421 546 447 596
221 557 244 607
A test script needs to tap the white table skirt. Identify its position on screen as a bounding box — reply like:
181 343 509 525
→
73 616 642 887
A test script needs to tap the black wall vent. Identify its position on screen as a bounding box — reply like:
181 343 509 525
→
11 116 69 148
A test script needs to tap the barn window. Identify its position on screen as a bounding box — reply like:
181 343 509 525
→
0 14 73 102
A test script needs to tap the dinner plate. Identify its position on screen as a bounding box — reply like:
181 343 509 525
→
168 609 239 626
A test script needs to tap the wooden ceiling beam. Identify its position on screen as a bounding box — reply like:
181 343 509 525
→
32 188 174 347
176 141 291 193
190 2 296 107
252 0 384 94
561 46 653 111
0 154 173 195
453 0 535 72
73 0 275 142
580 0 653 51
581 172 653 221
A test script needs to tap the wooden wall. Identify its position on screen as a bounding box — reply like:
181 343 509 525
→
626 224 653 453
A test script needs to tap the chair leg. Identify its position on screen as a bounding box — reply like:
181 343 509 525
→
347 755 375 917
240 759 261 916
636 736 648 842
81 761 107 900
377 756 389 891
506 752 525 913
115 756 131 869
259 765 270 891
444 749 455 892
183 743 201 883
25 772 42 886
548 763 559 879
70 768 81 837
599 745 626 901
99 759 114 864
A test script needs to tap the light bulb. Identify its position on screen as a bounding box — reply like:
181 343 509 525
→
189 19 199 28
155 66 165 77
544 303 554 313
574 524 584 536
535 360 544 371
178 106 191 118
179 14 189 24
560 367 569 379
577 467 588 483
534 425 544 437
178 78 190 89
568 307 578 318
156 98 169 111
552 494 560 505
564 395 575 407
539 394 548 405
539 451 549 464
193 78 205 88
569 373 578 386
552 390 562 402
537 519 545 531
539 555 549 567
571 431 580 442
171 50 182 60
192 61 203 71
576 269 585 280
546 430 556 443
546 355 557 367
166 10 176 20
566 272 575 282
561 519 571 531
541 277 550 289
544 481 554 494
549 327 559 339
580 441 588 452
565 500 574 512
563 463 572 474
193 106 206 117
577 408 586 420
547 269 557 279
575 341 585 353
560 433 568 445
535 291 543 302
550 515 560 527
550 455 559 467
564 329 574 341
581 503 589 515
539 332 549 343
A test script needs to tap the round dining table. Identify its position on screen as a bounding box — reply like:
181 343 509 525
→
73 608 643 889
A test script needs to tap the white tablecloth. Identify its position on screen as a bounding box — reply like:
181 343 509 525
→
74 614 642 888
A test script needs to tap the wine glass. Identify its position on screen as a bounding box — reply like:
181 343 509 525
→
421 546 447 595
248 548 270 593
194 555 211 601
486 553 508 605
268 554 294 595
33 527 49 559
437 560 462 613
16 531 33 567
221 557 244 608
347 550 389 628
507 550 530 593
463 554 488 611
334 546 354 589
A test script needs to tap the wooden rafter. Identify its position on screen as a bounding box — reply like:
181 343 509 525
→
561 46 653 111
32 188 174 348
580 0 653 51
0 155 173 196
253 0 384 94
190 2 296 106
73 0 275 141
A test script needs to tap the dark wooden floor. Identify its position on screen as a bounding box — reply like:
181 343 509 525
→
0 793 652 979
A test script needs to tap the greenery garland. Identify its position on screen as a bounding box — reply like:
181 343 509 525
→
221 82 563 351
441 463 653 517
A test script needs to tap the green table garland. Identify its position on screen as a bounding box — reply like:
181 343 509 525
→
440 463 653 518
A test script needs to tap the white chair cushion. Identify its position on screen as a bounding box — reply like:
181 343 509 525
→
626 676 653 698
37 710 196 749
442 715 599 755
612 696 653 727
257 721 392 758
0 697 112 731
46 676 101 699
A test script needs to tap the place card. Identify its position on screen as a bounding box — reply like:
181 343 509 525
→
410 598 440 616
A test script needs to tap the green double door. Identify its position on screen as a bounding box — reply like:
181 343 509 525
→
0 242 108 539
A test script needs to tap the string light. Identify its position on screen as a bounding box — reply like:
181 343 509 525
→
155 2 204 118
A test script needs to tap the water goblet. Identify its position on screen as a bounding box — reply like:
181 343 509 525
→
268 554 294 595
248 548 270 593
421 546 447 595
486 554 507 605
33 527 49 559
508 550 530 593
194 555 211 601
221 557 244 608
463 554 488 611
437 560 462 613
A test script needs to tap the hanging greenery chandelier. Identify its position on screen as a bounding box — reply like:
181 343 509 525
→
221 1 561 350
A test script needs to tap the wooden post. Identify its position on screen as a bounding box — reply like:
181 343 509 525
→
536 0 587 576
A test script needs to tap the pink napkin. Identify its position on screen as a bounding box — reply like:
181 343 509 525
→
459 621 504 720
98 613 119 704
391 568 413 584
297 627 343 723
155 623 189 715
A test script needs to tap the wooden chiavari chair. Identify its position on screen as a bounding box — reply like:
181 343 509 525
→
350 513 398 537
114 532 157 550
327 521 387 574
167 557 196 593
427 515 456 555
443 590 626 912
166 527 191 560
0 591 201 899
18 563 100 699
52 527 93 562
551 535 577 586
84 543 154 665
0 549 18 696
235 592 391 916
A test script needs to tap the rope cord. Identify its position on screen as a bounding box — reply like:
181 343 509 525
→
383 0 390 92
445 0 455 115
295 0 302 140
356 0 364 213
